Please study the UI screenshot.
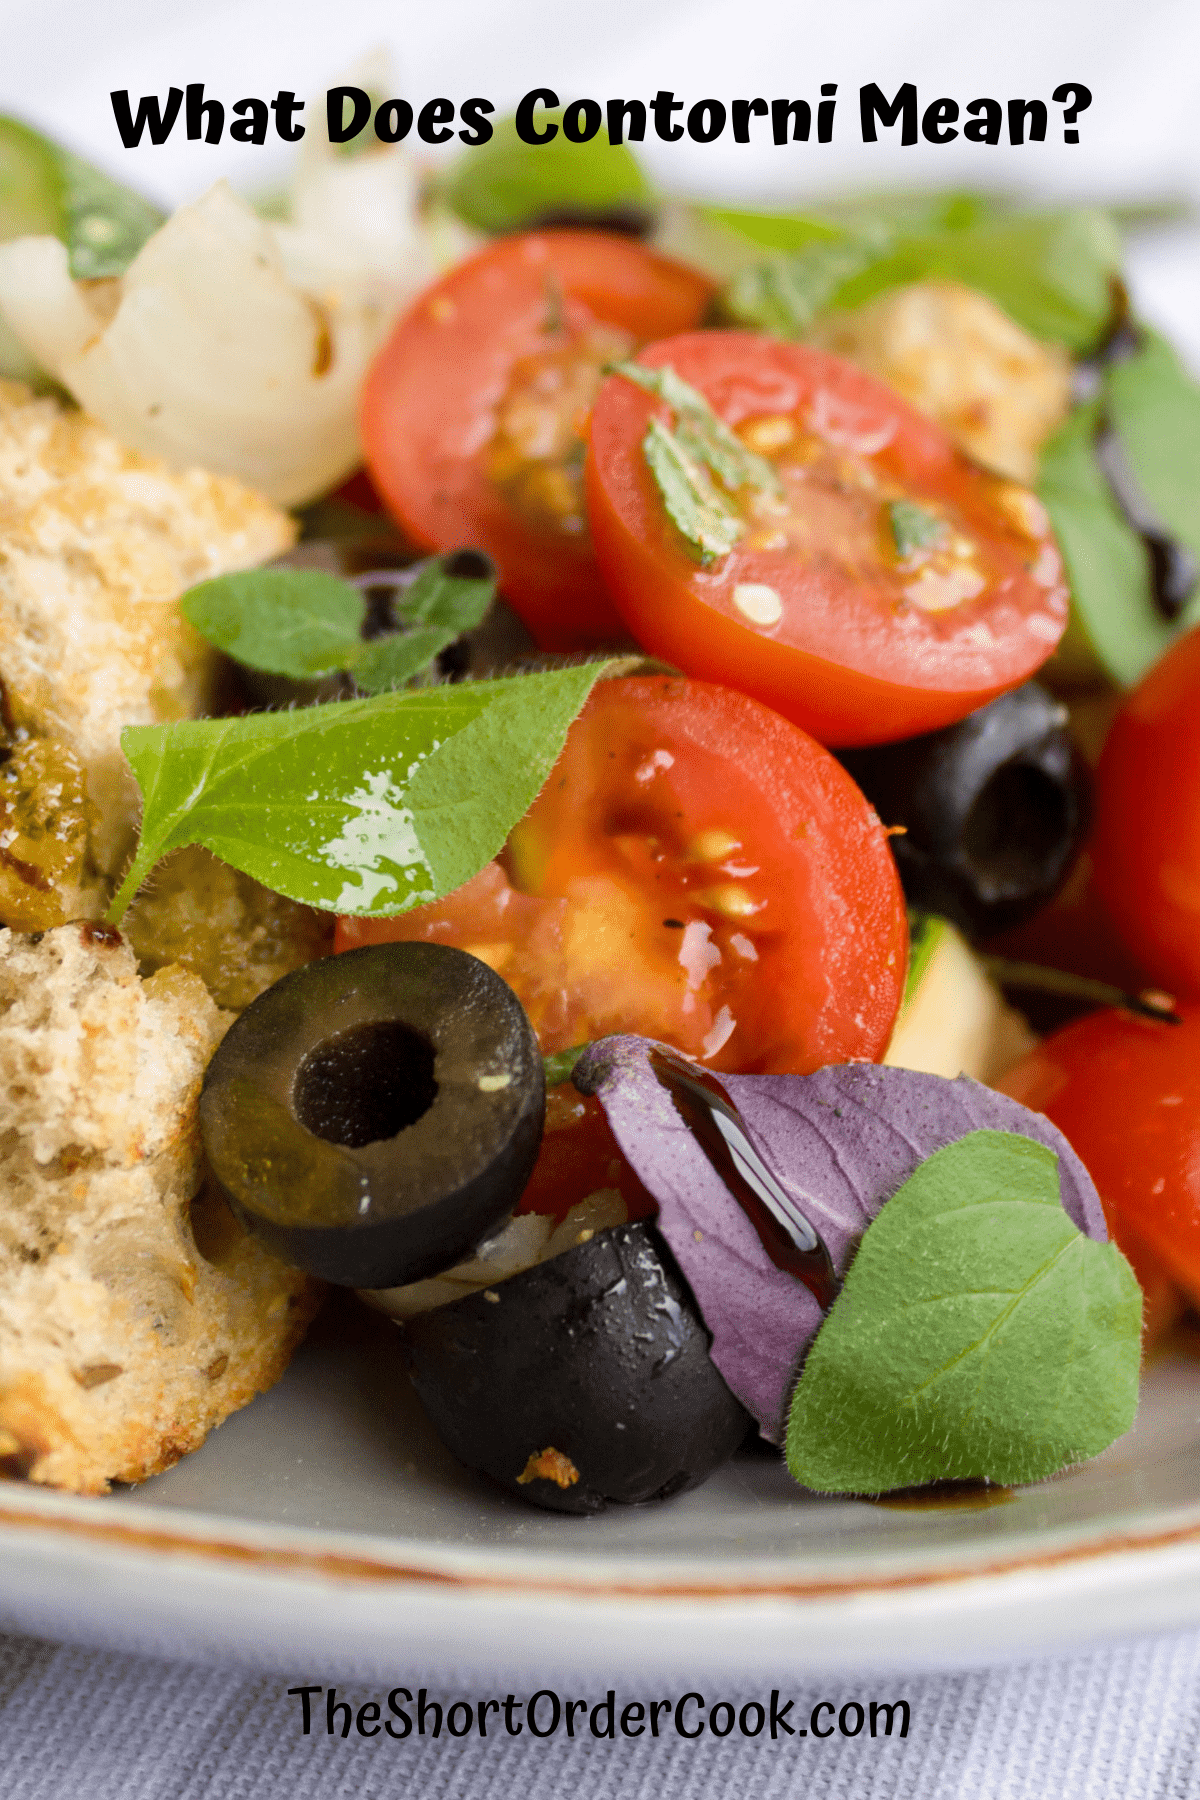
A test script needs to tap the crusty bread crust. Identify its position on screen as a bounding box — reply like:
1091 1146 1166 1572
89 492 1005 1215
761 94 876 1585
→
0 923 320 1494
0 379 295 883
807 280 1071 485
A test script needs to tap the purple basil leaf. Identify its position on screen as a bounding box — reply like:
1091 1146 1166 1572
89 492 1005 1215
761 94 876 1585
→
573 1041 1106 1440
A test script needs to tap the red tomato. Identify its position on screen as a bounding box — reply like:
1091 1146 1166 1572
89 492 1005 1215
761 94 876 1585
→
996 1005 1200 1328
337 675 908 1074
585 331 1070 746
360 233 715 651
1092 625 1200 996
514 1086 656 1227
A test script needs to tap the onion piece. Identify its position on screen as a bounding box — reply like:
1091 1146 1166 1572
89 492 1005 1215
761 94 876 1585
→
0 183 398 505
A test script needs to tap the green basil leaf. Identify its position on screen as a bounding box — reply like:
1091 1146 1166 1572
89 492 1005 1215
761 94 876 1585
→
723 235 881 336
830 211 1121 350
180 555 498 693
1105 328 1200 561
890 499 947 558
642 416 744 563
786 1130 1141 1494
1037 400 1200 686
349 627 460 695
107 663 611 922
615 359 778 495
723 209 1121 351
702 191 1000 257
443 112 654 234
181 569 366 678
542 1043 592 1087
0 115 163 280
392 554 497 632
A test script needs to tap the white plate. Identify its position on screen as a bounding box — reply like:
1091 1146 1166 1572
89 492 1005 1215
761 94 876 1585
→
4 1308 1200 1679
3 0 1200 1683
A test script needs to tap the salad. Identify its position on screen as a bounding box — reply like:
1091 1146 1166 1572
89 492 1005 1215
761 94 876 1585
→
0 95 1196 1514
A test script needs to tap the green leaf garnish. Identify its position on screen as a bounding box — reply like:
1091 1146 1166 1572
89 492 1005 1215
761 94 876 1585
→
443 111 654 235
615 359 780 565
642 417 745 564
1105 328 1200 563
0 115 163 280
179 555 496 694
1038 400 1200 687
107 662 611 922
542 1043 592 1087
786 1130 1141 1493
723 209 1121 352
890 499 947 559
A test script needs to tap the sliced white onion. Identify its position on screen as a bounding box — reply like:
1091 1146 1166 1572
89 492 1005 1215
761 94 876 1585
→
0 183 402 506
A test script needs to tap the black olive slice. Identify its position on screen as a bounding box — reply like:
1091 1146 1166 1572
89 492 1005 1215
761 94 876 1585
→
838 682 1092 939
199 942 545 1288
402 1221 753 1514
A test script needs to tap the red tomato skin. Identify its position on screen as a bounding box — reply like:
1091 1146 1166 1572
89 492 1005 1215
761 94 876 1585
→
336 676 908 1075
1092 626 1200 997
585 331 1069 746
996 1005 1200 1317
359 233 715 651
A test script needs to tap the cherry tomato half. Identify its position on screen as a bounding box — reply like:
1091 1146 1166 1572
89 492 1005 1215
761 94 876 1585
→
337 675 908 1074
1092 625 1200 997
585 331 1070 746
360 233 715 651
997 1005 1200 1324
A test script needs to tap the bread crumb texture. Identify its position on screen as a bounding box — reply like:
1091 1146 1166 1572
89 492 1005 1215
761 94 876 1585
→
0 923 319 1493
808 280 1072 484
0 379 295 909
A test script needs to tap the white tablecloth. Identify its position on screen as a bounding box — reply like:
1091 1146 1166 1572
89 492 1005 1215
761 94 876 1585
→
3 1625 1200 1798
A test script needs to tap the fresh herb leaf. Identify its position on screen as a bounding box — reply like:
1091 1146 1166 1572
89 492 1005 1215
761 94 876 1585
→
786 1130 1141 1493
642 416 744 563
1105 328 1200 562
723 209 1121 351
616 360 779 495
180 555 497 694
1038 400 1200 686
723 235 882 336
543 1043 592 1086
0 115 163 280
107 662 611 922
890 499 947 559
443 112 654 235
181 569 366 678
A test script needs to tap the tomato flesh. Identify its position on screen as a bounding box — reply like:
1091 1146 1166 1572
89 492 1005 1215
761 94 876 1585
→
337 676 908 1074
360 233 715 650
585 331 1070 746
1092 625 1200 997
513 1086 657 1227
996 1005 1200 1327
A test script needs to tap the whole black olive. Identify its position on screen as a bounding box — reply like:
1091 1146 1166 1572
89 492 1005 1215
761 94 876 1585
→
838 682 1092 939
402 1222 753 1514
200 943 545 1288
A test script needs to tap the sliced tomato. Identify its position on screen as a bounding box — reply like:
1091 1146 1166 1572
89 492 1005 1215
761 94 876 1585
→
359 233 715 651
337 675 908 1074
1092 625 1200 997
585 331 1070 746
514 1085 657 1227
997 1005 1199 1337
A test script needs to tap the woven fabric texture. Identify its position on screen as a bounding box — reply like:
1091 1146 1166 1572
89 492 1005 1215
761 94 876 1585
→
3 1628 1200 1799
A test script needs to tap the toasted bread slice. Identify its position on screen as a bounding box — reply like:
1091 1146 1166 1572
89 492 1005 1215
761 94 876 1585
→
0 922 320 1494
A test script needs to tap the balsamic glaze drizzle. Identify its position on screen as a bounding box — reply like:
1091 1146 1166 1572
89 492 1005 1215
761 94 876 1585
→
648 1046 840 1312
